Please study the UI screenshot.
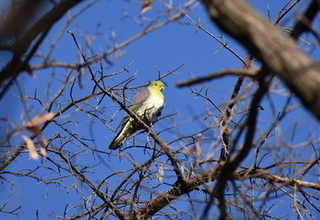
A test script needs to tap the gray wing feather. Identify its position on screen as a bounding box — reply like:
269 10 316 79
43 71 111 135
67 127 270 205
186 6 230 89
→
133 88 150 105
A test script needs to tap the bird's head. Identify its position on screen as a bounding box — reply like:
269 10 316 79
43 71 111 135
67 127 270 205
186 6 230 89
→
149 80 166 91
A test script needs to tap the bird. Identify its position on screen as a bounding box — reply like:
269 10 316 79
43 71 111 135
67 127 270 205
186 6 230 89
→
108 80 165 150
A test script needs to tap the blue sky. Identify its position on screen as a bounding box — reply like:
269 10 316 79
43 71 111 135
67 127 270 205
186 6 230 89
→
1 0 320 219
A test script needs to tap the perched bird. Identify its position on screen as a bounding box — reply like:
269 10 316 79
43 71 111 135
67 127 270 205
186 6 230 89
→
108 80 165 150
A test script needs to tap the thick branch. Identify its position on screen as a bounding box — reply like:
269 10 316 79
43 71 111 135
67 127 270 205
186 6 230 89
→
176 68 258 87
203 0 320 119
134 170 219 219
290 0 320 39
0 0 83 98
134 167 320 219
240 169 320 190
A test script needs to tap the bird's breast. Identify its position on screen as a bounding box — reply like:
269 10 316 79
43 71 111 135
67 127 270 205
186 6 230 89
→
144 94 164 112
138 90 164 124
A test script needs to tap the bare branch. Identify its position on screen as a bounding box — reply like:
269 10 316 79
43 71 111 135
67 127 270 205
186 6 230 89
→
203 0 320 119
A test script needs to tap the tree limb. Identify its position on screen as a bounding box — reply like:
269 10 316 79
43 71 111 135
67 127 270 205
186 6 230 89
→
202 0 320 119
134 167 320 219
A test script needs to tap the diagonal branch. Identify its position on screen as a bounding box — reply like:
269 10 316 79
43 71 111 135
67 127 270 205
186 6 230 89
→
203 0 320 119
134 166 320 219
290 0 320 39
0 0 83 99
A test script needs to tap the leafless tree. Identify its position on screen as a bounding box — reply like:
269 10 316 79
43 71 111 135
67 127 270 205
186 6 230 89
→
1 0 320 219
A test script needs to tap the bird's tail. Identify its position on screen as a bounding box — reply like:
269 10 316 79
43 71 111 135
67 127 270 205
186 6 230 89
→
109 132 126 150
108 126 134 150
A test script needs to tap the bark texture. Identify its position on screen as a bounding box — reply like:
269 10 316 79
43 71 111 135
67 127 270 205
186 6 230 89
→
203 0 320 119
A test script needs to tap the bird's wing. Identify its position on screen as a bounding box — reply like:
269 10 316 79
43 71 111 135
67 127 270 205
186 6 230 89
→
133 88 150 105
114 88 149 132
109 105 141 149
115 105 139 130
114 87 150 133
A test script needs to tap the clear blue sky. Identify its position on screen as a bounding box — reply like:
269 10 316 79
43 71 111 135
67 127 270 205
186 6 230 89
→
1 0 319 219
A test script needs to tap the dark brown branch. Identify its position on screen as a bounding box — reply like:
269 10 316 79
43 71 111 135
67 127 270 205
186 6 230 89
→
176 68 258 87
203 0 320 119
134 166 320 219
0 0 83 98
290 0 320 39
213 73 269 219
